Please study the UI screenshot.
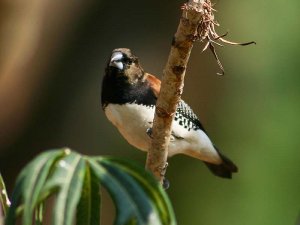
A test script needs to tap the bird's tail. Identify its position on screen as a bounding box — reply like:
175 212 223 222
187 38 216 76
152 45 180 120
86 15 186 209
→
204 146 238 179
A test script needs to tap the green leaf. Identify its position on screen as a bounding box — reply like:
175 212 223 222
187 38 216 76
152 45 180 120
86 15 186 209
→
104 163 158 224
89 158 136 225
6 149 66 225
5 149 176 225
23 150 66 225
5 172 24 225
90 157 176 225
76 161 100 225
0 173 10 216
102 158 176 225
43 151 86 225
34 203 44 225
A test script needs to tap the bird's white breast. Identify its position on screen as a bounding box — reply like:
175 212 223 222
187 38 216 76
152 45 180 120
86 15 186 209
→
105 103 155 151
105 103 221 163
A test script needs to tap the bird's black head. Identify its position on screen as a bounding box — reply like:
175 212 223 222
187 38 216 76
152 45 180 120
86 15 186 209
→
105 48 145 84
101 48 156 108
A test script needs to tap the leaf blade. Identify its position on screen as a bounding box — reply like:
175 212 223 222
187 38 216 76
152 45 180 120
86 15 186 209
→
22 150 66 225
43 152 86 225
76 161 100 225
6 149 66 225
101 157 176 225
0 173 10 216
89 158 138 225
90 157 175 225
101 161 161 225
5 149 176 225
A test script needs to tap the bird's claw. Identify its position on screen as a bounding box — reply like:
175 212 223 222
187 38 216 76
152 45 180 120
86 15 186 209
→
159 162 169 189
146 127 153 139
158 162 168 176
160 162 169 174
163 177 170 190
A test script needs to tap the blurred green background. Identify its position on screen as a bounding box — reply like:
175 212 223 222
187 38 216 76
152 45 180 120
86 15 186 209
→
0 0 299 224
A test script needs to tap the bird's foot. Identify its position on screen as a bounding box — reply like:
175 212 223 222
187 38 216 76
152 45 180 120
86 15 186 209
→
146 127 153 138
160 161 169 175
160 162 169 189
163 177 170 190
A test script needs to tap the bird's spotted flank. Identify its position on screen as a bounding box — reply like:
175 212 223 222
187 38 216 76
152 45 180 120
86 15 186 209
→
175 101 204 131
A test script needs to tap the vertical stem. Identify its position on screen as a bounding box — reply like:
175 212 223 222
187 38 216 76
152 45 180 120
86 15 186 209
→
145 0 205 183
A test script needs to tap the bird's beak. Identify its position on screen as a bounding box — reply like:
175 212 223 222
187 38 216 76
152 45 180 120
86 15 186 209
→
110 52 123 70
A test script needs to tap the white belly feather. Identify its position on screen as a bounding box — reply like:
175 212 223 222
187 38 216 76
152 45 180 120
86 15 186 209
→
105 104 154 151
105 103 221 164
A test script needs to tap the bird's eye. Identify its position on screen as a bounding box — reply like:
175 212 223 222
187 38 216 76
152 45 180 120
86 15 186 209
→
124 58 133 65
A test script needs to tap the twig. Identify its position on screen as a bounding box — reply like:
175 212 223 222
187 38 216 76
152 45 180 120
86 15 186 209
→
145 0 206 184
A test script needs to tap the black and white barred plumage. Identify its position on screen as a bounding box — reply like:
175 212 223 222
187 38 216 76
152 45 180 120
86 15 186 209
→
101 48 238 178
175 101 204 131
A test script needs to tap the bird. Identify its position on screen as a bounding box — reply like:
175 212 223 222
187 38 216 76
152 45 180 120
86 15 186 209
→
101 48 238 178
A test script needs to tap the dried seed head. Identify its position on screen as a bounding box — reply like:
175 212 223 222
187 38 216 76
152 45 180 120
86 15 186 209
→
182 0 256 75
